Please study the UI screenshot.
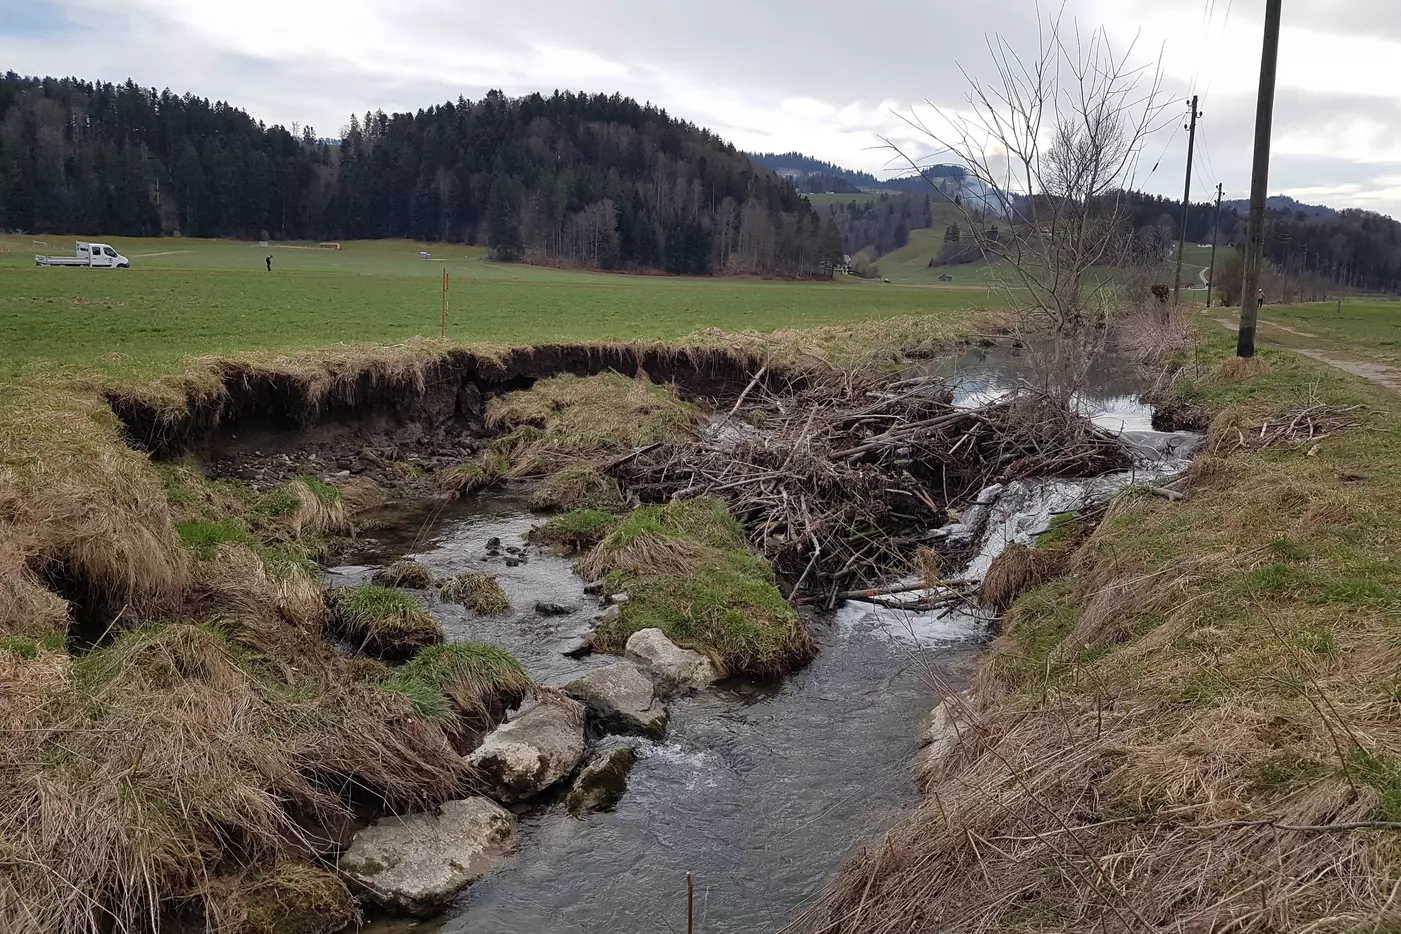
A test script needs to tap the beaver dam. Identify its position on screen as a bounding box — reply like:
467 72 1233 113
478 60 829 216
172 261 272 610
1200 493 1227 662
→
0 334 1206 933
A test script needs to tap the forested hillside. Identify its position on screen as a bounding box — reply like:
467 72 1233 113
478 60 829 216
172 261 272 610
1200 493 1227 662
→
0 74 843 277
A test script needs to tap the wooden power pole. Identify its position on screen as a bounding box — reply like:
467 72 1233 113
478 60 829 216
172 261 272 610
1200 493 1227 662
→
1173 95 1201 304
1206 182 1224 309
1236 0 1284 358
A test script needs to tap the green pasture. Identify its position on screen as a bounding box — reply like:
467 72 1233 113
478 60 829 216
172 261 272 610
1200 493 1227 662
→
0 236 988 379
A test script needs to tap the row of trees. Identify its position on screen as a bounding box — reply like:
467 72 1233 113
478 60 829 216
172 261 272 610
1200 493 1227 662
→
0 74 844 277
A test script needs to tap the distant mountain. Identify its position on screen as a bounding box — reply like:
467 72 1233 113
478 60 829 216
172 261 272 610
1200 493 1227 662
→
1224 195 1337 220
749 152 1002 215
749 152 883 191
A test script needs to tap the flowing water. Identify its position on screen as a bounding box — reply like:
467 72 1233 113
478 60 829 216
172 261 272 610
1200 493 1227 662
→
344 346 1201 934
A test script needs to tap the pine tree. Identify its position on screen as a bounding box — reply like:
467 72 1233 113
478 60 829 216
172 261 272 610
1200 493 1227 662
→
486 174 523 261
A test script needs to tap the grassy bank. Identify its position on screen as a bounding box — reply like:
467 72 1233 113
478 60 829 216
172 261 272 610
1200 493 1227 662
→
793 331 1401 932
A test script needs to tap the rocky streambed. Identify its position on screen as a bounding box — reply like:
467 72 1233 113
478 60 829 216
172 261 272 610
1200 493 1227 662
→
329 344 1202 933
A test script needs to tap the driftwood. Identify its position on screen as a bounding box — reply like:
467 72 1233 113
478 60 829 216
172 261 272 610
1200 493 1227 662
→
614 372 1129 603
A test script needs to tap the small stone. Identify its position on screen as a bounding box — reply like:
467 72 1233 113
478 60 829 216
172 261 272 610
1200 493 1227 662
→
559 634 594 658
608 593 630 605
582 581 604 595
597 605 621 622
334 469 351 478
506 546 522 555
566 746 638 815
486 537 502 550
536 601 579 616
504 557 521 568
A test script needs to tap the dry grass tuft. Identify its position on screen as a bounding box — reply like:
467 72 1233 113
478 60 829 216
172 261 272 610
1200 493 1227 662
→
325 586 444 657
435 461 497 498
486 372 702 481
288 478 349 537
528 465 625 512
1295 498 1352 533
1185 453 1231 489
1217 355 1271 382
333 476 384 513
438 573 511 615
371 559 436 590
0 540 70 637
978 543 1067 613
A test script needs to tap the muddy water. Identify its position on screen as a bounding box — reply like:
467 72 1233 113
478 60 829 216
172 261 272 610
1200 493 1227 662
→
336 497 985 934
338 345 1198 934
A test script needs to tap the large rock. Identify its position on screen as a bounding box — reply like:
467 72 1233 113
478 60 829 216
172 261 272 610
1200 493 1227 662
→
562 661 668 739
337 797 516 916
566 746 638 816
624 628 719 695
467 698 587 802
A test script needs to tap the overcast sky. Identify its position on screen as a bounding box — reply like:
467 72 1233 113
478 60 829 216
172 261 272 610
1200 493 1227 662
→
4 0 1400 216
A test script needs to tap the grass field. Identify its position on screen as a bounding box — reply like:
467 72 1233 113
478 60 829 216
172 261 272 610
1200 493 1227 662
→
0 235 989 379
1257 299 1401 362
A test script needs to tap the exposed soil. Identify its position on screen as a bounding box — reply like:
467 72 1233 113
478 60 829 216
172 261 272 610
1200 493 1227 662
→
108 343 799 489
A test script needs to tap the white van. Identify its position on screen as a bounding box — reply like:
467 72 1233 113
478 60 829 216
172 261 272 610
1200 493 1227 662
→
35 242 130 268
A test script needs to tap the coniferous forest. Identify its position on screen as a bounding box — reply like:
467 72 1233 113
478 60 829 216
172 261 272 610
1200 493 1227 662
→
0 74 845 277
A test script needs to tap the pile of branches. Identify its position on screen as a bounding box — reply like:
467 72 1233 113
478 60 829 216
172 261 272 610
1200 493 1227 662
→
1255 402 1365 448
614 373 1129 603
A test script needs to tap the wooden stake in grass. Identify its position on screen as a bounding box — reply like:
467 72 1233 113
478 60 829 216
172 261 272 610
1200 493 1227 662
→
441 269 449 339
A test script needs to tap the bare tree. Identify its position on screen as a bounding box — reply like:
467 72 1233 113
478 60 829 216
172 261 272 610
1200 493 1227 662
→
890 14 1166 394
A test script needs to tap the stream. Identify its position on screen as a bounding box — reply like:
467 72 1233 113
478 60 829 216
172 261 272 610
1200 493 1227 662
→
341 346 1201 934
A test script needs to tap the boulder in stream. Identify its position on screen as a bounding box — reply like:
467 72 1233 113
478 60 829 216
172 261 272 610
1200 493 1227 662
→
337 797 516 916
566 746 638 815
624 628 719 695
562 660 668 738
536 600 580 616
467 697 587 802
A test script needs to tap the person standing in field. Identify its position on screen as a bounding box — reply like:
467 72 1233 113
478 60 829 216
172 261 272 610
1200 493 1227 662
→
265 255 272 272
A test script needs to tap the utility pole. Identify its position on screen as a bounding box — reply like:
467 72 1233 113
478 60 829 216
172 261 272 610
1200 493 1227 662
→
1206 182 1224 309
1173 95 1202 304
1236 0 1283 358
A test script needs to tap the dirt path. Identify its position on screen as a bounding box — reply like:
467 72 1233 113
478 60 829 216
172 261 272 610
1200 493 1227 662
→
1211 314 1401 394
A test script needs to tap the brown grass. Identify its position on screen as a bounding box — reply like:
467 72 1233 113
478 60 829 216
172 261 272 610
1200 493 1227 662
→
0 623 468 934
289 479 349 537
978 544 1069 613
437 573 512 615
1217 355 1271 382
486 372 702 481
371 559 436 590
576 528 701 582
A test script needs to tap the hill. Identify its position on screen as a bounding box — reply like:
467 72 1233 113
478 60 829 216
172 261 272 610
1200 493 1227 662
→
0 76 841 278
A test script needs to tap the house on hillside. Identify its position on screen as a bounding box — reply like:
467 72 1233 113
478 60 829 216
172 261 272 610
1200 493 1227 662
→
938 273 954 282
